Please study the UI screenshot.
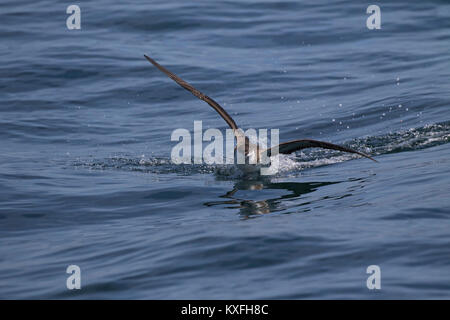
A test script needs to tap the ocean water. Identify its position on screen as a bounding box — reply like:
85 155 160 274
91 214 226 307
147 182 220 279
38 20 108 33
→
1 0 449 299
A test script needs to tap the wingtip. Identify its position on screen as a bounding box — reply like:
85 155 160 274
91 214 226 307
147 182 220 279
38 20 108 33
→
358 150 378 163
144 54 154 62
365 154 378 163
144 54 159 67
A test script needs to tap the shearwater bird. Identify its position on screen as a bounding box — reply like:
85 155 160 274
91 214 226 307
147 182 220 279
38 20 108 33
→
144 54 377 169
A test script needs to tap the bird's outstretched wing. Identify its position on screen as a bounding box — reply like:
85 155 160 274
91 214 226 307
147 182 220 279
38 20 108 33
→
263 139 377 162
144 54 238 131
144 54 376 163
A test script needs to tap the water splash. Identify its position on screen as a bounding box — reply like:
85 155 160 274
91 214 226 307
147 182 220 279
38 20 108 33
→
75 121 450 176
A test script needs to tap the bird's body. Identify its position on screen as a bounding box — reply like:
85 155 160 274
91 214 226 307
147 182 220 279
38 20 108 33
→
234 136 263 174
144 54 377 172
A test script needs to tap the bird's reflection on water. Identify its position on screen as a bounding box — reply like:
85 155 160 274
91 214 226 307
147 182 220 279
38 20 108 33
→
204 176 342 217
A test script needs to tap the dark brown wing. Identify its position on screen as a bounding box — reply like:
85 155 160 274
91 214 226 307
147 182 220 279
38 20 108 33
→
263 139 377 162
144 54 238 131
